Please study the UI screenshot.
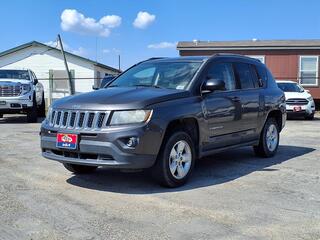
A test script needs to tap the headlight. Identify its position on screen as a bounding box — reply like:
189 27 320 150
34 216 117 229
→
21 84 32 93
110 110 153 125
307 96 314 102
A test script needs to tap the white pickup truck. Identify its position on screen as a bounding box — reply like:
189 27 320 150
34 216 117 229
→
0 69 45 122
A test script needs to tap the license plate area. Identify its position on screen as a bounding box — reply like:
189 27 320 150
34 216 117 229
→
56 133 78 150
293 106 302 112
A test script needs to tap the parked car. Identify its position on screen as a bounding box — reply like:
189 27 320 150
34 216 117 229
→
0 69 45 122
92 75 116 90
40 54 286 187
277 80 315 120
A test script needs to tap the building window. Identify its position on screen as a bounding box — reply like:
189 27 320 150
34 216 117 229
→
299 56 318 86
247 55 265 64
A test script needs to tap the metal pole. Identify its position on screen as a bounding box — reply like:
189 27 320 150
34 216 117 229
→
118 55 121 71
57 34 74 95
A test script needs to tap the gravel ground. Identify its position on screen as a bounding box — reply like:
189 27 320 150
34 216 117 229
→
0 114 319 240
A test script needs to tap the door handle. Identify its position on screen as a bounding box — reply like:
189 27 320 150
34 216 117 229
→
231 96 240 102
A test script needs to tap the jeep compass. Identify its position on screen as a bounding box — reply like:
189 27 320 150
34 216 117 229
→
40 55 286 187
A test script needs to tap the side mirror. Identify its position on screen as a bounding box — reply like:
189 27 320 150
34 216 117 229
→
92 85 99 90
305 89 310 93
33 78 38 85
202 78 225 93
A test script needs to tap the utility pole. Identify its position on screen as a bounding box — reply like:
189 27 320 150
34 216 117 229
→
57 34 74 95
118 54 121 71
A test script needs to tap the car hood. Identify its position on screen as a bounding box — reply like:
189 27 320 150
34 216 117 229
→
52 87 191 110
284 91 311 100
0 78 31 85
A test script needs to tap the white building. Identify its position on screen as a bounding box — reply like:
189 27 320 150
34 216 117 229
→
0 41 121 105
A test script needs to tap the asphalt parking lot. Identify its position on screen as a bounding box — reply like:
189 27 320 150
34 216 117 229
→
0 115 319 240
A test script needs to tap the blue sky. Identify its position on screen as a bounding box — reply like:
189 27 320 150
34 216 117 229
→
1 0 320 69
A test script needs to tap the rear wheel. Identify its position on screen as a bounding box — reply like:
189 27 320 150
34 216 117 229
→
63 163 97 174
27 96 38 123
152 130 195 187
253 118 279 158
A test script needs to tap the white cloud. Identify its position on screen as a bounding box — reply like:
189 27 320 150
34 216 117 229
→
148 42 177 49
71 47 88 57
61 9 121 37
102 49 110 54
133 11 156 29
44 40 88 57
99 15 122 28
45 40 70 51
102 48 120 54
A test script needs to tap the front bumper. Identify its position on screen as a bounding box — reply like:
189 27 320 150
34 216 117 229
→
40 121 162 169
0 95 33 112
286 100 315 116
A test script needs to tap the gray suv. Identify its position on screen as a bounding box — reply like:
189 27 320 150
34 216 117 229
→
40 55 286 187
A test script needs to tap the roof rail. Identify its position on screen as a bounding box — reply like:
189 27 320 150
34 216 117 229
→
209 53 262 62
145 57 167 61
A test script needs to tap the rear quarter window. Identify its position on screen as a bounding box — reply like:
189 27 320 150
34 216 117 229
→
255 65 268 87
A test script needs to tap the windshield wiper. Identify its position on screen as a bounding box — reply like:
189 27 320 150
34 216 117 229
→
133 84 163 89
106 85 118 88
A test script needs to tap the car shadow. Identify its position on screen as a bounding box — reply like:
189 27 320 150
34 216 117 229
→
66 145 315 194
0 115 45 124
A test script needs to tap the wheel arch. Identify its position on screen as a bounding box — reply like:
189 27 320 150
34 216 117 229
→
265 109 283 132
162 117 200 158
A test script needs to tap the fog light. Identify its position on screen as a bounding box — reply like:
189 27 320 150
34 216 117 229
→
126 137 139 148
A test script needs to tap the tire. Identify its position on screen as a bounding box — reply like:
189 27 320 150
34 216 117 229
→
253 118 279 158
63 163 97 174
305 113 314 120
38 93 46 118
152 130 195 187
26 101 38 123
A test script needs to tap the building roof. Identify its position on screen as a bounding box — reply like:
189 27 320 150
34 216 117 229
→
177 39 320 51
0 41 121 73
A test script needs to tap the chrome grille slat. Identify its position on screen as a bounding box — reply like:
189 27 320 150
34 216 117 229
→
48 109 110 130
62 111 69 127
87 112 95 128
286 98 308 105
69 112 76 128
0 85 21 97
78 112 85 128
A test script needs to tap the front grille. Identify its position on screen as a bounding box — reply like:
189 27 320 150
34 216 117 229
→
49 109 110 130
0 85 21 97
286 98 308 105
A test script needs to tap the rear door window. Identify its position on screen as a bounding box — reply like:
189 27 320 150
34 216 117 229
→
234 63 255 89
206 63 236 91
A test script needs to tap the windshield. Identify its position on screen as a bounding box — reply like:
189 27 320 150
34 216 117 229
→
0 70 30 80
277 82 304 92
109 61 202 90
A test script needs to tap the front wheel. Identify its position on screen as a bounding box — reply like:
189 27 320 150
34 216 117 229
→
27 96 38 123
26 105 38 123
305 113 314 120
63 163 97 174
253 118 279 158
38 93 46 118
152 131 195 187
